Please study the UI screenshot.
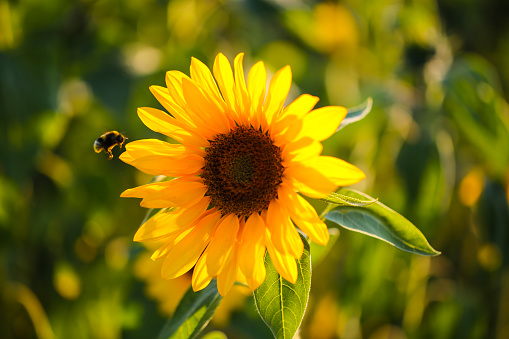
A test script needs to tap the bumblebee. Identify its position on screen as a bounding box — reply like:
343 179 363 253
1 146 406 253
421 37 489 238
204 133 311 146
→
94 131 127 159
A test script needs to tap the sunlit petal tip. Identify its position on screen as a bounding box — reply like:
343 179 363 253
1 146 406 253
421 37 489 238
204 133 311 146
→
264 65 293 124
149 84 166 96
298 106 348 141
118 151 133 163
165 70 187 81
133 224 154 242
314 227 330 246
119 188 135 198
192 251 213 292
357 168 367 180
287 272 298 284
233 53 244 66
191 271 212 292
215 52 226 61
280 64 292 76
217 269 237 296
246 275 264 291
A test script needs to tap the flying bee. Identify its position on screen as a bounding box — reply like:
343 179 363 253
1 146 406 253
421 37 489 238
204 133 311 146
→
94 131 127 159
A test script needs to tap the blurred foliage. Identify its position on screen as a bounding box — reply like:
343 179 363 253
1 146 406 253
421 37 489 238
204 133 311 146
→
1 0 508 338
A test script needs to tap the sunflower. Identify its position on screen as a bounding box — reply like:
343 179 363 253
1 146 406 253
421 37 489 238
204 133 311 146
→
121 53 365 296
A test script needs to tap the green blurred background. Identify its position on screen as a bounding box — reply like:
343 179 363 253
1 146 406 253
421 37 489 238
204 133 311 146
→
1 0 508 338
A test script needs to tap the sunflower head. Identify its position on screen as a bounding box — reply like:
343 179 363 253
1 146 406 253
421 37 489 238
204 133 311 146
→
121 53 365 296
202 125 284 217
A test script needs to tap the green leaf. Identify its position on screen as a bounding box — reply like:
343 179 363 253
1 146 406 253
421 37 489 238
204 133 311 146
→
254 233 311 339
321 191 378 207
309 228 339 267
325 189 440 256
157 280 223 339
337 97 373 130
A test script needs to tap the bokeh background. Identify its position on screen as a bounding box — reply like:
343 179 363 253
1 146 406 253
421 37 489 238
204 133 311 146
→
1 0 508 338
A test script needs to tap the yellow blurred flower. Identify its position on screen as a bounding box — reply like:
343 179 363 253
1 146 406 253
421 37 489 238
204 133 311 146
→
458 167 484 207
121 53 365 296
134 249 250 326
283 3 359 56
312 2 359 55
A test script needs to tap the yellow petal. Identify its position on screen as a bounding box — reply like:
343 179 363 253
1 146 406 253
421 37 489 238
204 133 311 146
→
283 139 323 163
245 262 266 291
133 197 210 242
120 180 173 199
281 94 320 119
150 231 188 260
164 71 191 109
266 200 304 259
165 72 220 138
263 65 292 125
192 248 213 292
284 161 337 198
213 53 236 117
247 61 267 129
233 53 250 125
238 213 266 289
133 210 187 242
313 156 366 187
118 151 134 163
156 177 207 208
126 154 204 177
285 155 365 198
137 177 207 209
271 94 320 142
271 114 303 144
297 106 347 141
240 215 267 290
149 85 196 130
121 179 176 209
265 229 298 283
139 198 176 209
161 211 221 279
120 140 204 176
216 244 239 296
181 77 231 135
190 56 227 112
123 139 204 158
137 107 203 145
206 214 240 276
278 185 329 246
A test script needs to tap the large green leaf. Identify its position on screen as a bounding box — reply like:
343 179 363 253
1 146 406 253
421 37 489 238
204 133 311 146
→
254 233 311 339
157 280 223 339
325 189 440 256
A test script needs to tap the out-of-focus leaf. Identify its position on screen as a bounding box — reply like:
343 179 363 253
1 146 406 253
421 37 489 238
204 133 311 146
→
310 228 339 266
157 280 222 339
201 331 227 339
325 189 440 256
254 233 311 339
337 97 373 130
443 55 509 177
